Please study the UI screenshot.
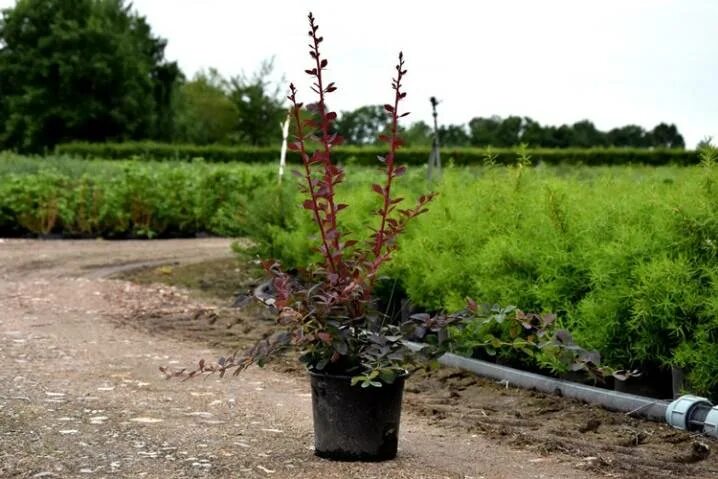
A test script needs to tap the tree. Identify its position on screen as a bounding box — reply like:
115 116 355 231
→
438 124 470 147
552 124 575 148
607 125 649 147
334 105 388 145
172 69 238 145
649 123 685 148
227 59 285 146
520 117 548 147
494 116 523 147
571 120 605 148
401 121 432 147
468 116 501 146
0 0 180 151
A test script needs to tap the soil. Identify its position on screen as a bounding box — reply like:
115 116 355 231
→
1 239 717 478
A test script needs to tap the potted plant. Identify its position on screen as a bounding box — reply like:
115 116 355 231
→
163 13 439 461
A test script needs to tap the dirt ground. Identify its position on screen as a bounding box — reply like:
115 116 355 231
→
1 239 717 479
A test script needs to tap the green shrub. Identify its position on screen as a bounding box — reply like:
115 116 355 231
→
0 154 277 238
2 170 70 235
55 141 699 166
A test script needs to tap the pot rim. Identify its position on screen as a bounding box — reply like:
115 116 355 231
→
307 368 409 381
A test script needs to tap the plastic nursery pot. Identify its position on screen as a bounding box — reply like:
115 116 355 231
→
309 370 406 461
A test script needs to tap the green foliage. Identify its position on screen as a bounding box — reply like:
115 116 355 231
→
56 141 700 166
0 0 180 151
226 59 285 146
172 69 239 145
241 151 718 397
392 160 718 396
401 121 433 147
2 170 70 235
443 304 607 382
465 116 684 149
0 153 276 238
334 105 390 145
438 124 471 147
5 147 718 397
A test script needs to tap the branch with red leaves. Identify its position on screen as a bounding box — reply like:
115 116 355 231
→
160 12 438 383
286 13 348 280
366 53 437 284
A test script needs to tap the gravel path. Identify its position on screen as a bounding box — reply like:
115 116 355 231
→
0 239 604 478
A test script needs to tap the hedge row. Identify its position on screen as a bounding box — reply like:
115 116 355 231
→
55 141 699 166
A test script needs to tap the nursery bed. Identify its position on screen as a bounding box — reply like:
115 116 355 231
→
116 257 718 479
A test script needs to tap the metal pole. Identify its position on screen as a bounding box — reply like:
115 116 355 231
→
428 96 441 181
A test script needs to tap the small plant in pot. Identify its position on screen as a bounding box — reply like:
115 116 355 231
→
163 13 438 461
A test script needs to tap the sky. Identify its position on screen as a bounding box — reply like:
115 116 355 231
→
3 0 717 147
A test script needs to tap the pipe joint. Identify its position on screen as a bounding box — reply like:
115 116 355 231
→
665 395 713 431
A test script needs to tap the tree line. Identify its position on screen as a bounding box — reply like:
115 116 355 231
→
335 106 685 149
0 0 685 153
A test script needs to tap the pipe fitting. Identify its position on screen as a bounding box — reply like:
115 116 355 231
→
703 406 718 438
665 395 713 431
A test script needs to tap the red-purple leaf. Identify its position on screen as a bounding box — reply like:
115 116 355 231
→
394 165 407 176
371 183 384 195
302 199 315 210
384 104 394 113
325 111 337 121
320 59 328 68
466 298 478 312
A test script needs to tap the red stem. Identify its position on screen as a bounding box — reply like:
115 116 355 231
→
373 54 405 259
288 87 337 274
308 14 341 253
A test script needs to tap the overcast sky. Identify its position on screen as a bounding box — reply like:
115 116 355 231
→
3 0 717 146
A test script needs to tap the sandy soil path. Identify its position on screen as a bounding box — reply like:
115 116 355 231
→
0 239 614 478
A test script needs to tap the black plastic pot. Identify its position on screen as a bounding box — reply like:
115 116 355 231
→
309 370 405 461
